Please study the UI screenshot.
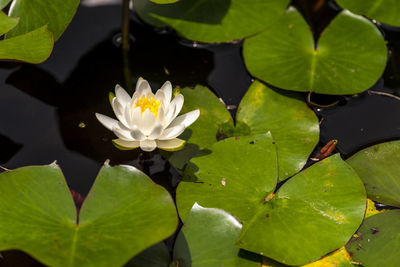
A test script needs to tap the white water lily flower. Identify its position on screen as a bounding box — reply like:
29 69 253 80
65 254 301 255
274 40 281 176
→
96 78 200 152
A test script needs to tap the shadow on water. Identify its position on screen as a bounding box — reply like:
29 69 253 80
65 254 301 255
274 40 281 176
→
0 134 22 164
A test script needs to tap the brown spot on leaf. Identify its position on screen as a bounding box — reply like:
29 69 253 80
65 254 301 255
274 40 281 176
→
249 141 254 144
265 213 270 218
371 227 379 234
235 136 240 140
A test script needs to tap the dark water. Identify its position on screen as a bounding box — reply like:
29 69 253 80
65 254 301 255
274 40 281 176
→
0 0 400 265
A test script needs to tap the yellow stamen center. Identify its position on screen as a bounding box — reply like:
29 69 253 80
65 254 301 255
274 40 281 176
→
134 96 160 117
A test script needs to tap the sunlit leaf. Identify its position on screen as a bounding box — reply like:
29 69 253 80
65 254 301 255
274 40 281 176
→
134 0 290 43
0 163 178 267
177 132 366 265
346 210 400 267
166 82 319 181
0 11 18 35
336 0 400 27
6 0 80 40
243 8 387 94
237 80 319 180
303 247 354 267
0 25 53 63
347 140 400 207
174 203 260 266
261 247 354 267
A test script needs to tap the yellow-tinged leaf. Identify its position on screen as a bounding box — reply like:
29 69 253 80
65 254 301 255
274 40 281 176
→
261 247 354 267
303 247 353 267
365 198 386 218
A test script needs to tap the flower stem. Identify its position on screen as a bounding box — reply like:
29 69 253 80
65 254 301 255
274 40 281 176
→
122 0 133 93
121 0 130 51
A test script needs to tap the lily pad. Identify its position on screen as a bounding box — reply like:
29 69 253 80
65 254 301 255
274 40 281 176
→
177 145 366 265
5 0 80 40
163 85 233 171
174 203 260 267
336 0 400 27
346 210 400 267
243 8 387 94
167 82 319 180
261 247 354 267
0 0 11 9
346 140 400 208
0 11 18 35
134 0 290 43
237 80 319 181
0 163 178 267
0 24 53 63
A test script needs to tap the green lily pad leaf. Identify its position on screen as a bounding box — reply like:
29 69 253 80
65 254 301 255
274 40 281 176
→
6 0 79 40
346 140 400 208
0 24 53 63
150 0 179 4
177 133 277 222
163 85 232 171
0 11 18 35
178 151 366 265
134 0 290 43
0 0 11 9
346 210 400 267
126 242 170 267
243 7 387 94
0 163 178 267
174 203 260 267
166 82 319 181
237 80 319 181
336 0 400 27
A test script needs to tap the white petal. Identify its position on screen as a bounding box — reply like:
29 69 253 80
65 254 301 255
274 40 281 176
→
155 89 166 107
168 109 200 128
158 124 185 140
139 109 156 135
140 139 157 152
131 106 142 124
113 139 140 149
115 84 131 107
160 81 172 107
148 123 164 140
131 125 145 141
135 77 152 96
124 104 133 128
95 113 119 131
163 102 176 127
165 94 184 126
112 98 129 128
171 94 184 118
113 127 134 141
156 138 185 151
156 107 165 125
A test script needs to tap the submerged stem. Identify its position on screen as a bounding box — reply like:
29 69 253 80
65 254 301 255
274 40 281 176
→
122 0 130 51
121 0 133 92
